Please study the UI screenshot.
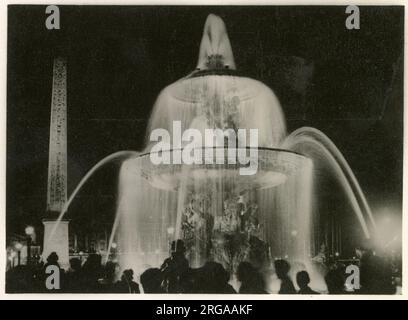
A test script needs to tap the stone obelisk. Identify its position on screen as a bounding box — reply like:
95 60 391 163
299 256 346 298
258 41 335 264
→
42 57 69 268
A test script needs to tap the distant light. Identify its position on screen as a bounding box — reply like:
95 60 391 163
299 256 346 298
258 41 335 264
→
167 227 175 235
335 252 340 257
15 243 23 251
111 242 117 249
291 230 298 237
79 251 84 256
25 226 35 236
374 209 401 250
284 254 289 259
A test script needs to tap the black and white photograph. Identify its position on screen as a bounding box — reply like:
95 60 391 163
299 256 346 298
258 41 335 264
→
4 4 404 297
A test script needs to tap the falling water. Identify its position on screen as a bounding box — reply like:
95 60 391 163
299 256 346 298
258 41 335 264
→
281 127 375 238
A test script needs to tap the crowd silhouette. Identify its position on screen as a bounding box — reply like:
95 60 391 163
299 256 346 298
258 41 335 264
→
6 240 400 294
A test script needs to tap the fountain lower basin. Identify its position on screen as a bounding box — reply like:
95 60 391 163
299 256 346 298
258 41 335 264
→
122 147 307 191
116 147 313 272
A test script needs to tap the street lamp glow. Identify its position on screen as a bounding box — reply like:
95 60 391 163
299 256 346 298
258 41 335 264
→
25 226 35 236
111 242 117 249
15 243 23 251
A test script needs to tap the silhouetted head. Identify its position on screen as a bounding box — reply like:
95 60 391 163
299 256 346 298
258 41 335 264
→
171 239 186 255
203 262 230 287
104 261 117 279
213 262 230 284
47 252 59 264
296 271 311 289
237 261 266 293
237 261 256 283
83 253 102 272
141 268 163 293
69 257 81 271
325 269 345 294
122 269 134 282
274 259 291 279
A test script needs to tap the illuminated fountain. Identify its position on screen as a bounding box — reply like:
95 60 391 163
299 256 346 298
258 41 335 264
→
113 14 376 276
54 14 376 290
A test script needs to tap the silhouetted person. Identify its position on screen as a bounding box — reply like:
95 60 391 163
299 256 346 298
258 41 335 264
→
325 268 345 294
296 271 319 294
201 262 236 293
98 261 118 293
358 248 394 294
6 265 36 293
44 252 60 269
237 261 267 294
81 253 103 292
69 257 81 271
274 259 296 294
65 258 83 293
42 252 65 292
179 268 202 293
161 240 189 293
115 269 140 293
140 268 164 293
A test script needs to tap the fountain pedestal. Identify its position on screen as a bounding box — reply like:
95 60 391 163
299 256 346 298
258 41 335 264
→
42 219 70 268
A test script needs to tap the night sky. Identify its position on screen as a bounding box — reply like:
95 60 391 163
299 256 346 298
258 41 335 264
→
7 6 403 240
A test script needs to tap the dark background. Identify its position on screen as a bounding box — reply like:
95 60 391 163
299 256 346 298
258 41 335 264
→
7 6 403 242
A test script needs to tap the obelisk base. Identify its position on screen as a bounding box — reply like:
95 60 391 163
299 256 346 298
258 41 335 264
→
42 219 70 269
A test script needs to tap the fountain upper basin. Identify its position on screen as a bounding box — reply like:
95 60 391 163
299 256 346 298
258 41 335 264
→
121 147 309 192
147 74 287 149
